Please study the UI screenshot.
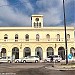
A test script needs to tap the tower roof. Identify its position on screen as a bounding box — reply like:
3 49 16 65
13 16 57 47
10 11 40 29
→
32 15 43 17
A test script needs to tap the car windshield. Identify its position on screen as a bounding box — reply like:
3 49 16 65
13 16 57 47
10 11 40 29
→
48 56 53 58
2 57 6 59
26 56 39 58
54 56 58 57
35 56 39 58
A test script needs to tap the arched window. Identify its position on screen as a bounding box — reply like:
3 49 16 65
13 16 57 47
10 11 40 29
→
46 34 50 41
36 34 40 41
15 34 18 42
34 22 36 28
39 22 41 28
25 34 29 41
4 34 8 41
47 47 54 57
67 34 70 41
37 22 38 27
57 34 60 41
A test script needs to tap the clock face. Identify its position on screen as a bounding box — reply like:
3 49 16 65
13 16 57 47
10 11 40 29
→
35 18 39 21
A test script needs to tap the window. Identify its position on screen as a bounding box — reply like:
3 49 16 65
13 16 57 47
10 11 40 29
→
15 34 18 42
34 22 36 28
25 34 29 41
34 18 41 28
39 22 41 28
4 34 8 41
67 34 70 41
46 34 50 41
57 34 60 41
37 22 38 27
35 18 39 21
36 34 40 41
34 22 39 28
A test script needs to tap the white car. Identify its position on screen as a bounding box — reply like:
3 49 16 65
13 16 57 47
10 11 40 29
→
22 56 40 63
15 58 23 63
44 55 62 62
0 56 12 63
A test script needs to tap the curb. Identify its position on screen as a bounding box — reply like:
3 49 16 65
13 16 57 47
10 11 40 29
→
44 66 75 71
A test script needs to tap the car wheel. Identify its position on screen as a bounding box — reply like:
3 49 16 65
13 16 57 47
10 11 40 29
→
23 60 26 63
55 60 58 63
35 60 38 63
8 60 11 63
16 60 19 63
44 59 47 63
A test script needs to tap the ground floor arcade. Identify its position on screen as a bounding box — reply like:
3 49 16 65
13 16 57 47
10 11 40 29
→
0 43 75 60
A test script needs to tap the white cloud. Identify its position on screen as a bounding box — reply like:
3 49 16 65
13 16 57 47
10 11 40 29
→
0 0 31 26
19 0 34 13
39 8 62 26
0 0 74 27
36 0 63 26
68 22 75 26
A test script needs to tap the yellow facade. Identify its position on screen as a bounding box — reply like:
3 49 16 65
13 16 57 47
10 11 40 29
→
0 15 74 60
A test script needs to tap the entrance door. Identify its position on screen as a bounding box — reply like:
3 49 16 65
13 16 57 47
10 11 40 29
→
1 48 6 57
58 47 65 60
47 47 54 57
12 47 19 59
35 47 43 60
24 47 31 57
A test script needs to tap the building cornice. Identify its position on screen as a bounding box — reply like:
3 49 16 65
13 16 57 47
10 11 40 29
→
0 27 74 31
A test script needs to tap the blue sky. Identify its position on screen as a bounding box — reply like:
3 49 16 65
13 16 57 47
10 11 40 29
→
0 0 74 27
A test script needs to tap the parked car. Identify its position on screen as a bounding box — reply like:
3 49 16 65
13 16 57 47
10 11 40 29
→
0 56 12 63
44 55 62 63
53 55 62 62
15 58 23 63
44 55 52 62
22 56 40 63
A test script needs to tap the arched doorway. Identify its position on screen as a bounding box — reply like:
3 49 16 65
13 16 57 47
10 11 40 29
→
1 48 6 57
58 47 65 60
47 47 54 57
70 47 75 57
12 47 19 59
24 47 31 57
35 47 43 60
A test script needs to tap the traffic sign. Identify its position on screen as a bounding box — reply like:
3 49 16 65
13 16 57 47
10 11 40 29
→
68 54 72 59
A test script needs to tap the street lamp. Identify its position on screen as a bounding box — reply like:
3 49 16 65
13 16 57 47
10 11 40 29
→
63 0 68 64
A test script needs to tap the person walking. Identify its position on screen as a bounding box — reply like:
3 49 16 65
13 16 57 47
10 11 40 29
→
51 56 53 62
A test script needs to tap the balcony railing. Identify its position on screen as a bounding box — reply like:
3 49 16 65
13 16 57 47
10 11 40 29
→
0 38 74 43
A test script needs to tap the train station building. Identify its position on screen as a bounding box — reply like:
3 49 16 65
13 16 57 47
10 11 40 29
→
0 15 74 60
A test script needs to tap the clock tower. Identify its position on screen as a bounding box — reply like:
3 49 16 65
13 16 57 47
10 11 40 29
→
31 15 43 28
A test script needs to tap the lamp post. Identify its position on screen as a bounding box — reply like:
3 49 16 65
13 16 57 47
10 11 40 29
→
63 0 68 64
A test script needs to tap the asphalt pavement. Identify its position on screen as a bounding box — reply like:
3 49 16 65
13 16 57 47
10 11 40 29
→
0 63 75 75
